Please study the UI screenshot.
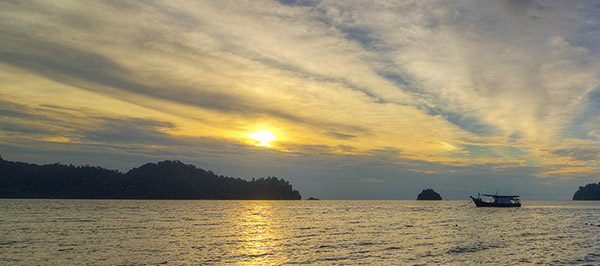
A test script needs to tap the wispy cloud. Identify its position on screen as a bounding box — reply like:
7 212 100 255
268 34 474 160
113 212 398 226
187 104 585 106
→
1 0 599 198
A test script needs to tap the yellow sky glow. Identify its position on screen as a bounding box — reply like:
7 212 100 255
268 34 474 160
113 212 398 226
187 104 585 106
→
0 0 599 200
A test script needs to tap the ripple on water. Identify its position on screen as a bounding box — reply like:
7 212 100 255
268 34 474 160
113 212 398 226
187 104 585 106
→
2 200 600 265
450 241 507 255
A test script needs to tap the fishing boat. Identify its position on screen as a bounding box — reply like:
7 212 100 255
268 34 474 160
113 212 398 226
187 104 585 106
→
470 193 521 207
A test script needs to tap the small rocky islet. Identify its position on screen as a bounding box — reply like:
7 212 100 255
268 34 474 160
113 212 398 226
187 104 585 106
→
416 188 442 200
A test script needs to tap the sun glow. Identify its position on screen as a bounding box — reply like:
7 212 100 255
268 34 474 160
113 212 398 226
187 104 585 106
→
247 130 277 146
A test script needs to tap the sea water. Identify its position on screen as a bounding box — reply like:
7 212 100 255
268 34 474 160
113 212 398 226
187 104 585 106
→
1 199 600 265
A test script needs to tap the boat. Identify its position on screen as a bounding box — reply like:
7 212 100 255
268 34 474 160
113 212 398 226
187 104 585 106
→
470 193 521 207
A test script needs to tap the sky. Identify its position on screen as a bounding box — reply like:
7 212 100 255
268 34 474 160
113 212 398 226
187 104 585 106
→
1 0 599 200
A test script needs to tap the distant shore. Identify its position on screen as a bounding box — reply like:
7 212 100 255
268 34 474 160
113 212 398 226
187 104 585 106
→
0 158 302 200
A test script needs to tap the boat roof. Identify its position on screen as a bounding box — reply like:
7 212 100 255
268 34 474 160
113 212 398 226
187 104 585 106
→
481 194 519 198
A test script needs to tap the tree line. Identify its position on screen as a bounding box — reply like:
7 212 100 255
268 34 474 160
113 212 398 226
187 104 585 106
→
573 182 600 200
0 158 301 200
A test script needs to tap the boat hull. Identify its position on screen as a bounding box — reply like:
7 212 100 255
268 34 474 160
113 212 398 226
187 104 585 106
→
471 197 521 207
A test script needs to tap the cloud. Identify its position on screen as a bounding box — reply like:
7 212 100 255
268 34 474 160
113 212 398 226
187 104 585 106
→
331 1 596 140
0 99 178 149
1 0 479 164
407 169 441 174
534 167 600 179
0 0 599 198
552 147 600 162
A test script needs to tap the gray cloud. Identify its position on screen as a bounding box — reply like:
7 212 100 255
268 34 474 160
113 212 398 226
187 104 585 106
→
1 0 599 199
552 147 600 162
327 131 356 140
0 99 178 147
83 117 176 145
0 27 375 139
0 32 243 112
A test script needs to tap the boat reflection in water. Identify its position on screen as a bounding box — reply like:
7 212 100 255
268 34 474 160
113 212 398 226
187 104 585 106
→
470 193 521 207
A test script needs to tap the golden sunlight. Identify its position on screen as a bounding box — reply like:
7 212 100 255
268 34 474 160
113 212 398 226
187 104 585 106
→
247 130 277 146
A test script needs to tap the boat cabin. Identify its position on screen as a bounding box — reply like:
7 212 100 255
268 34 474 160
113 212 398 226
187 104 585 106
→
489 195 520 204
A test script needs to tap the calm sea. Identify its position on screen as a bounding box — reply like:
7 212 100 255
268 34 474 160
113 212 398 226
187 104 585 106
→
1 199 600 265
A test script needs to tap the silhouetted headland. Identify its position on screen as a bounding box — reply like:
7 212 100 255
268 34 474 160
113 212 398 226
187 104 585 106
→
573 182 600 200
416 188 442 200
0 157 301 200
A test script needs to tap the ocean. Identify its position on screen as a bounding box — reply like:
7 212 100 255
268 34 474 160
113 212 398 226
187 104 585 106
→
1 199 600 265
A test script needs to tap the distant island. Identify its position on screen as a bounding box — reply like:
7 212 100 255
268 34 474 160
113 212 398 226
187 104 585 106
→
573 182 600 200
0 158 301 200
416 188 442 200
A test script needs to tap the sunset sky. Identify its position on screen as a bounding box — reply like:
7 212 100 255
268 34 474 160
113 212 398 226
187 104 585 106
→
1 0 599 199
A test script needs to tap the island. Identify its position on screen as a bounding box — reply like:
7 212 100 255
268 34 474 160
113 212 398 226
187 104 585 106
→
0 158 301 200
573 182 600 200
416 188 442 200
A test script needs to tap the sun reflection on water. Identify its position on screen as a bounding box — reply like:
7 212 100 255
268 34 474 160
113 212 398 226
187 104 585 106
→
233 202 283 265
3 200 600 265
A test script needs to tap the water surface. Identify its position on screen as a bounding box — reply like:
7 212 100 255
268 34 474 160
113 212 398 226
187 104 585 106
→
2 200 600 265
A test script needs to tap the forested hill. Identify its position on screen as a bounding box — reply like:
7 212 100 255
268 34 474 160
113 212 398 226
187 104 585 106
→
0 158 301 200
573 183 600 200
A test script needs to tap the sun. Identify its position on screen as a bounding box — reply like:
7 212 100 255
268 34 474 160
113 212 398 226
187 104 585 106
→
247 130 277 146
